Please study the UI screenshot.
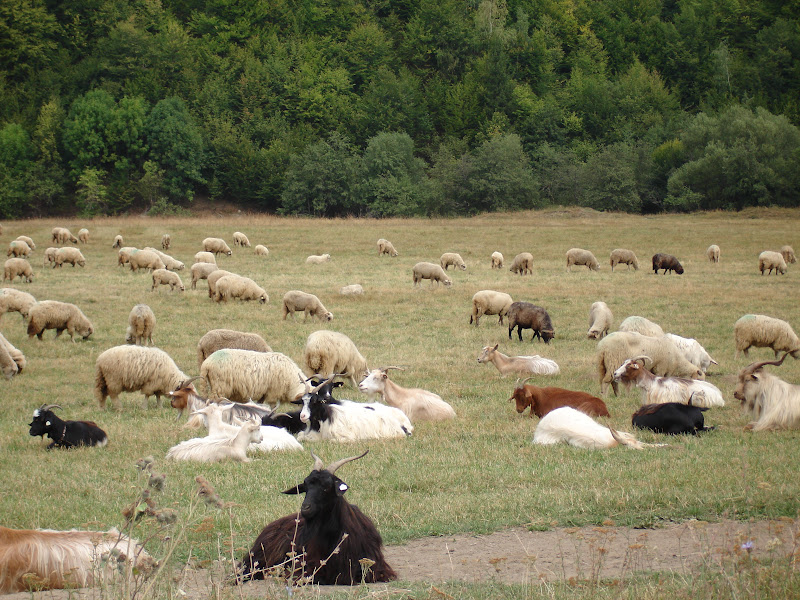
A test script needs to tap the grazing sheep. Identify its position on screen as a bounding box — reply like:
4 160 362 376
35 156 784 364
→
507 302 555 343
53 247 86 268
202 237 232 256
3 258 33 283
470 290 513 326
254 244 269 256
151 268 185 292
587 301 613 339
117 246 137 267
339 284 363 295
0 331 24 379
194 250 217 264
509 252 534 275
734 354 800 431
201 349 307 406
440 252 466 271
0 287 36 322
214 274 268 303
619 316 665 337
77 228 89 244
206 269 235 298
609 248 639 271
7 240 32 258
566 248 600 271
94 345 191 409
510 380 610 418
477 344 560 377
706 244 720 263
125 304 155 346
613 357 724 408
190 262 217 289
377 238 398 257
533 407 655 450
233 231 251 247
306 253 331 264
112 234 123 248
491 251 504 269
304 330 368 387
734 314 800 358
27 300 93 342
282 290 333 322
128 249 165 272
197 329 271 368
780 245 796 264
652 253 684 274
14 235 35 250
758 250 786 275
43 247 58 267
166 421 263 462
143 247 184 271
52 227 78 244
664 333 717 373
161 233 171 250
412 262 452 288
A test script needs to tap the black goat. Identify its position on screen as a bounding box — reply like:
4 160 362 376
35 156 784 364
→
507 301 555 343
261 378 344 434
239 450 397 585
28 404 108 449
631 402 713 435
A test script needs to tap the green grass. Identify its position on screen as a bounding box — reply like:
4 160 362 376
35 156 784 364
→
1 207 800 596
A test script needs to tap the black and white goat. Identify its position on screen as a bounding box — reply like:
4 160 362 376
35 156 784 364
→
28 404 108 449
168 377 274 428
631 402 714 435
238 450 397 585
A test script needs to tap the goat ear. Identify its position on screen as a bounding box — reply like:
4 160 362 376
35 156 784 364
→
282 483 307 495
334 476 348 496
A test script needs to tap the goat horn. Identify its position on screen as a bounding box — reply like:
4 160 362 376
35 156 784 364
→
310 451 325 472
39 403 62 412
325 450 369 475
183 376 205 387
517 376 535 388
383 366 405 372
742 352 789 376
310 376 336 394
629 355 652 366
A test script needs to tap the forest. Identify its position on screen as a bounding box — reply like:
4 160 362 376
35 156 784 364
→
1 0 799 218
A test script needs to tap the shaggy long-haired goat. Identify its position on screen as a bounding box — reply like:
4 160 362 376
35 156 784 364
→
358 367 455 421
238 450 397 585
613 356 724 408
477 344 560 377
533 406 660 449
734 353 800 431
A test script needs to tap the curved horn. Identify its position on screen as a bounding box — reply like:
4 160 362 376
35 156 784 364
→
182 376 205 387
39 403 62 412
629 355 652 366
310 451 325 472
324 450 369 475
383 366 406 372
742 353 789 376
517 376 535 388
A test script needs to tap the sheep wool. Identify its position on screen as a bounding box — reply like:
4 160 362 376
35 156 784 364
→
27 300 93 341
619 316 665 337
197 328 272 368
0 288 36 322
304 330 368 387
214 274 268 303
609 248 639 271
53 247 86 268
566 248 600 271
125 304 156 346
734 314 800 359
3 258 33 283
190 262 218 289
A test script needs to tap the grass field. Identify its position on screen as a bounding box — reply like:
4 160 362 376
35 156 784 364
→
1 207 799 597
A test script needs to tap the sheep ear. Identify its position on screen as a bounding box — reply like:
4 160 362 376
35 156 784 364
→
282 483 307 495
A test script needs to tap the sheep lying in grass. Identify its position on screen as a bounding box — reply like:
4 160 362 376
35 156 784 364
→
781 245 796 264
3 258 33 283
509 252 534 275
339 284 363 295
566 248 600 271
53 247 86 268
125 304 155 346
190 262 218 289
166 421 263 462
306 253 331 264
619 316 664 337
304 330 368 387
0 287 36 322
203 237 232 256
491 251 504 269
759 250 786 275
734 314 800 359
214 274 268 303
282 290 333 321
587 301 613 339
254 244 269 256
412 262 451 287
233 231 251 247
151 268 185 292
470 290 513 326
706 244 720 263
609 248 639 271
440 252 466 271
197 329 271 368
27 300 93 341
377 239 398 257
477 344 559 377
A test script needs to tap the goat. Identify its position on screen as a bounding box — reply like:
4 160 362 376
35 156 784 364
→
167 378 272 427
165 421 263 462
238 450 397 585
477 344 560 377
632 402 713 435
533 407 661 449
190 403 303 452
734 353 800 431
510 379 610 418
612 356 724 408
358 367 455 421
28 404 108 449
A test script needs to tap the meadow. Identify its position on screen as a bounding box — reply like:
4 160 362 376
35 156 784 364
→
1 207 799 598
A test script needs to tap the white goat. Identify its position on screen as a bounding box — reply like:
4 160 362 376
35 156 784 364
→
358 367 455 421
533 407 658 449
191 403 303 451
477 344 560 377
734 354 800 431
166 421 263 462
613 357 724 408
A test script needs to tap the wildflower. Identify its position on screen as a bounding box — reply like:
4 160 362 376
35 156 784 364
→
135 456 155 471
741 541 754 552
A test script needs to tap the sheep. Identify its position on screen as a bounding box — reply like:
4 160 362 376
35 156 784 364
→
612 356 724 408
706 244 720 263
190 402 302 451
632 402 713 435
619 316 665 337
597 331 704 395
151 268 185 292
125 304 155 346
233 231 251 247
201 349 307 406
14 235 35 250
758 250 786 275
282 290 333 322
43 247 58 267
470 290 513 326
27 300 93 342
161 233 171 250
0 331 25 373
509 252 534 275
7 240 32 258
254 244 269 256
566 248 600 271
510 380 610 418
587 301 613 340
339 284 363 295
112 234 123 248
609 248 639 271
127 249 165 272
194 250 217 264
491 251 504 269
306 253 331 264
734 354 800 431
664 333 717 373
0 526 152 594
304 330 368 387
440 252 466 271
3 258 33 283
190 262 218 289
377 238 398 257
0 287 36 322
214 274 268 304
143 247 184 271
202 237 232 256
652 252 684 274
238 450 397 585
95 345 192 409
477 344 560 377
197 328 271 368
780 245 797 264
0 332 21 379
412 261 452 288
507 302 555 343
166 421 263 462
53 246 86 268
117 246 137 267
28 404 108 449
359 367 456 421
77 228 89 244
52 227 78 244
206 269 235 298
533 407 656 450
734 314 800 358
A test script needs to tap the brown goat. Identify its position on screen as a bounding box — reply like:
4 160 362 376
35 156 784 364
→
510 379 610 418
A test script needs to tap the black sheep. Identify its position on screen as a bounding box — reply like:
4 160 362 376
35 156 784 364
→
507 301 555 343
652 253 684 274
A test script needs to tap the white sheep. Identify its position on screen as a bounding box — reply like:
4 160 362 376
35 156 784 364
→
509 252 534 275
339 284 364 295
14 235 36 250
706 244 720 263
491 251 504 269
166 421 263 462
412 262 452 287
377 239 398 257
77 228 89 244
781 245 796 264
53 247 86 268
27 300 93 342
613 357 724 408
0 287 36 322
664 333 717 373
214 274 268 303
112 234 123 248
151 268 185 292
533 407 654 450
477 344 560 377
7 240 32 258
95 345 191 409
194 250 217 265
306 253 331 264
43 247 58 267
52 227 78 244
125 304 155 346
197 328 271 368
206 269 235 298
143 247 184 271
117 246 137 266
359 367 455 421
282 290 333 321
734 314 800 359
470 290 513 326
161 233 171 250
202 237 232 256
254 244 270 256
0 331 24 379
587 301 613 339
128 249 165 272
190 262 218 289
759 250 786 275
566 248 600 271
304 330 368 387
619 315 665 337
233 231 251 247
440 252 466 271
3 258 33 283
609 248 639 271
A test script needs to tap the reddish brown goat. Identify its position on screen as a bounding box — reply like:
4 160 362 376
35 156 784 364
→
510 380 610 418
